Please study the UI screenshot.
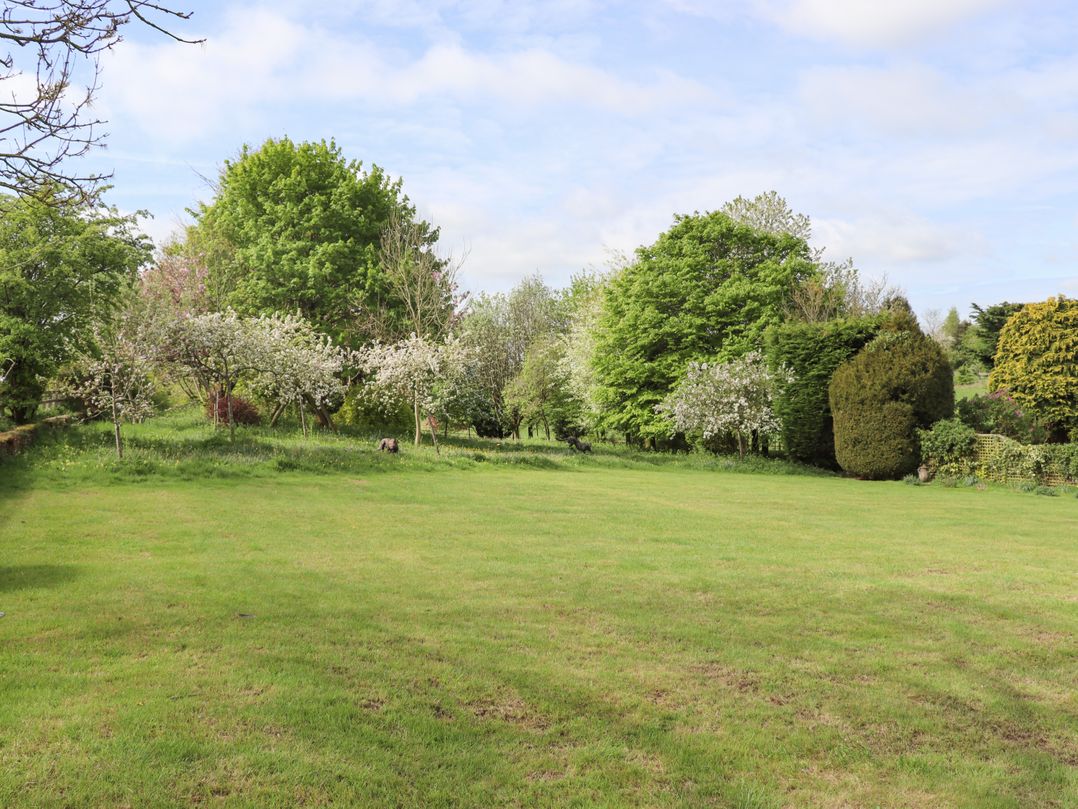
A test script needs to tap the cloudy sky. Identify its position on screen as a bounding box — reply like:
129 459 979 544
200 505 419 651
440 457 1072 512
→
84 0 1078 317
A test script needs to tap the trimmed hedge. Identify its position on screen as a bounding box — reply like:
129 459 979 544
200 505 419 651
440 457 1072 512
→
766 316 880 467
829 331 954 479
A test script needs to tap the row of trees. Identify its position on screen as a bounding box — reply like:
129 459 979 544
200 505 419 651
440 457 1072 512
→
1 134 1072 474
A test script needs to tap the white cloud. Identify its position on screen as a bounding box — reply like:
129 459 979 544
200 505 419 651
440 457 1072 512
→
799 64 1005 135
101 8 711 144
759 0 1010 47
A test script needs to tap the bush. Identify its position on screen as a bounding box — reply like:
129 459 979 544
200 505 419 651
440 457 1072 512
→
829 331 954 479
979 437 1078 484
918 418 976 474
766 316 881 467
336 387 412 436
989 296 1078 439
206 394 261 426
955 390 1050 444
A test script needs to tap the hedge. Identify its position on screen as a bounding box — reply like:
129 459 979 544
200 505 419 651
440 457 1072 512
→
766 316 880 467
829 331 954 479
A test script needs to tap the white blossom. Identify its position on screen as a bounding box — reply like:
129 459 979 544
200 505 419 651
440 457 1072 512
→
657 350 793 457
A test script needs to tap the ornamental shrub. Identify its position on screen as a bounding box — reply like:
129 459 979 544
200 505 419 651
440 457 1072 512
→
955 390 1050 444
829 331 954 479
918 418 976 475
206 393 261 426
989 296 1078 439
766 316 880 467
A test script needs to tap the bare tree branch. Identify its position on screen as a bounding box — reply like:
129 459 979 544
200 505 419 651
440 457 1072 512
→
0 1 203 204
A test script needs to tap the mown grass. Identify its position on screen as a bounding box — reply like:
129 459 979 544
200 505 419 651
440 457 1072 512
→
0 413 1075 807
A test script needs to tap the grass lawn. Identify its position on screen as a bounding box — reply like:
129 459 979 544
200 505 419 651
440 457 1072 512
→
1 417 1076 807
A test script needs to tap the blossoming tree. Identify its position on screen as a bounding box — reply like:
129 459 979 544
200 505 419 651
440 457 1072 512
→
657 350 793 458
359 334 469 451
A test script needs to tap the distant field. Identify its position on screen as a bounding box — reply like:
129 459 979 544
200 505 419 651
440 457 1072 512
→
955 376 989 400
1 418 1075 807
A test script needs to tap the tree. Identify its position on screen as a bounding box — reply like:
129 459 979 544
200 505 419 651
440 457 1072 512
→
969 301 1025 368
989 296 1078 440
503 335 580 440
65 307 156 458
459 275 563 438
0 191 151 422
358 210 465 342
558 270 610 433
592 211 814 444
765 315 881 468
358 334 469 450
657 351 792 459
829 330 954 479
0 1 201 203
720 191 812 243
245 314 351 434
167 310 350 440
188 137 436 347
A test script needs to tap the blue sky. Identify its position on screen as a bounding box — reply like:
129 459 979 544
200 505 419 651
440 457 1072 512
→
84 0 1078 318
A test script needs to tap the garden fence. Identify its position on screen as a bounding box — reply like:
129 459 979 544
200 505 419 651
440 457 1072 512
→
972 433 1075 487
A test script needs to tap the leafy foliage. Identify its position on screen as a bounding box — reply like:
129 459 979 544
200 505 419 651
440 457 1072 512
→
502 335 582 440
918 418 976 474
766 316 881 467
976 435 1078 484
358 334 469 448
206 394 261 426
188 137 434 346
592 211 814 442
0 192 151 422
955 391 1050 444
989 296 1078 439
969 301 1024 368
829 331 954 479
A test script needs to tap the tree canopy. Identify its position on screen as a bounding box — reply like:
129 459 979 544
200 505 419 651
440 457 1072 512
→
989 296 1078 440
592 210 815 442
0 192 150 422
188 137 436 347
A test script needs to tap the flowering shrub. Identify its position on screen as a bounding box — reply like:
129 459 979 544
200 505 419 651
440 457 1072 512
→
657 351 793 458
955 390 1050 444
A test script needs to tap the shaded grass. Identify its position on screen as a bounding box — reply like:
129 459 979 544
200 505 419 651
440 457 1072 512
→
0 414 1075 807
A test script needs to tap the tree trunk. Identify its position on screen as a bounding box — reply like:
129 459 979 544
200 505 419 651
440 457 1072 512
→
543 418 550 440
737 432 746 460
413 391 422 447
299 402 308 437
427 415 440 455
110 375 123 459
269 401 287 427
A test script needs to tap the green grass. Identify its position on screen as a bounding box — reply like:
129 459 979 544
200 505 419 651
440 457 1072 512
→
1 415 1076 807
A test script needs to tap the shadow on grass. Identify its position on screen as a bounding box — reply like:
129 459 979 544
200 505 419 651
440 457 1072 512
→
0 564 79 593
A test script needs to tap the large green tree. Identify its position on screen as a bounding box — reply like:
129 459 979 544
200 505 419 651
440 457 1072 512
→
989 296 1078 440
0 193 150 422
592 211 814 443
188 137 436 346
